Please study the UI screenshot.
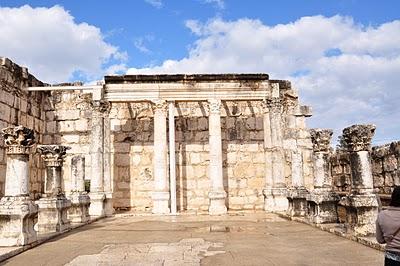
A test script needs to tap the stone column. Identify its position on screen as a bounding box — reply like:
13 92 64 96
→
151 100 170 214
339 124 378 236
0 126 38 246
265 90 288 211
306 129 339 223
169 101 177 214
262 100 274 211
207 99 227 215
89 100 110 217
67 155 90 224
36 145 72 234
103 111 114 216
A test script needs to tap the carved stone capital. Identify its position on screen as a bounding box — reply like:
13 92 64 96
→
342 124 376 152
261 99 270 113
268 98 283 113
91 100 111 116
207 99 221 114
152 99 168 115
310 128 333 152
37 145 70 167
1 126 35 155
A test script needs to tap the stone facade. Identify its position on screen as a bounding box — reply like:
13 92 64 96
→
1 57 398 245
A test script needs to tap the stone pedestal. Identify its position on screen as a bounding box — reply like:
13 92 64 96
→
104 192 114 217
37 145 71 234
68 192 90 224
36 196 71 233
307 129 339 223
287 188 308 217
339 124 378 236
89 192 106 217
68 155 90 223
263 188 288 212
0 196 38 246
152 100 170 214
207 99 227 215
339 194 379 236
0 126 38 246
307 190 339 223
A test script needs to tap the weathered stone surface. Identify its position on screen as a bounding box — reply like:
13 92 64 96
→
342 124 376 152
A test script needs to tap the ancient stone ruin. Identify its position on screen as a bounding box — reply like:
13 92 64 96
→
0 57 398 246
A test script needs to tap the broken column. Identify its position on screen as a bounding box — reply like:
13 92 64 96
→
89 100 110 217
208 99 227 215
0 126 38 246
152 100 170 214
339 124 379 236
36 145 71 234
67 155 90 224
307 129 339 223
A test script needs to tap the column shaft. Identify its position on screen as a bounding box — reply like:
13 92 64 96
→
152 100 170 214
208 99 227 215
169 102 177 214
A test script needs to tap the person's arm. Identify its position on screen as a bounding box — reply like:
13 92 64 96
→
376 216 386 244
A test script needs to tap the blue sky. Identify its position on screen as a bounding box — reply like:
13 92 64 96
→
0 0 399 144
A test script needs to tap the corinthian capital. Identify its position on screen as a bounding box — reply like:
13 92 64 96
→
342 124 376 152
152 99 168 115
207 99 221 114
37 145 70 167
1 125 35 154
310 128 333 152
91 100 111 115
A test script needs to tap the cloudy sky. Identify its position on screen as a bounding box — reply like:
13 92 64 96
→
0 0 399 145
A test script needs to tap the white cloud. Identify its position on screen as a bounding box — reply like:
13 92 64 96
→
204 0 225 9
145 0 163 9
127 16 400 144
0 5 126 83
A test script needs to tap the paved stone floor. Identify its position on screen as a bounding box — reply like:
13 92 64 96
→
1 213 383 266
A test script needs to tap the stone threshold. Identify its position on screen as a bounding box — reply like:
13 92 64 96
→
276 212 385 252
0 216 104 262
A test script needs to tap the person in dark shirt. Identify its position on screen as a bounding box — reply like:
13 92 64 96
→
376 186 400 266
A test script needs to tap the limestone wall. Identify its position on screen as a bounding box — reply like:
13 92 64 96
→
331 141 400 194
0 57 51 197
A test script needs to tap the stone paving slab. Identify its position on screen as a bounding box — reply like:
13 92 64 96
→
0 213 384 266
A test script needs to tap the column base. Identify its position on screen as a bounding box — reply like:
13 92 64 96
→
152 191 170 214
0 196 38 246
339 194 379 236
104 192 115 217
287 187 308 217
306 190 339 224
67 192 90 224
208 190 227 215
36 196 71 234
263 188 288 212
89 192 106 217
